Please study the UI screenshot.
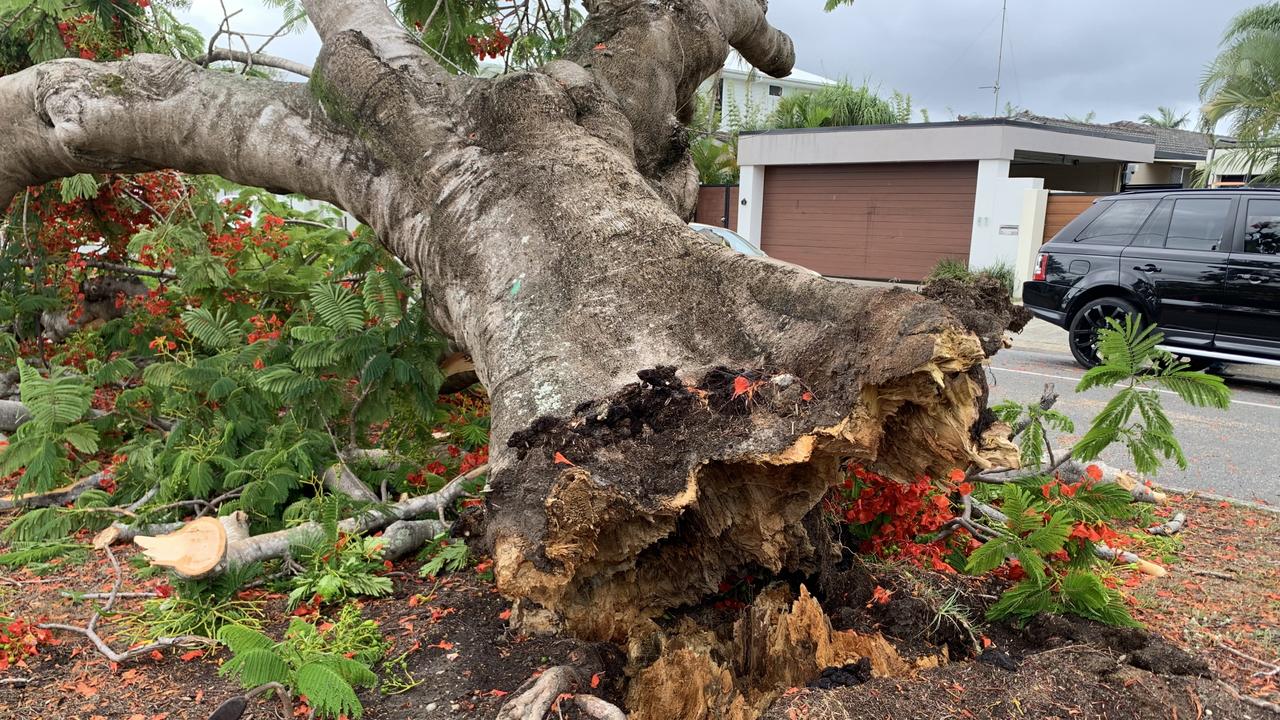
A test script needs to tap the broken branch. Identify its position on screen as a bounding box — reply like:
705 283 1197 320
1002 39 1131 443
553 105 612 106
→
0 473 106 511
1147 512 1187 536
37 546 214 663
134 466 486 579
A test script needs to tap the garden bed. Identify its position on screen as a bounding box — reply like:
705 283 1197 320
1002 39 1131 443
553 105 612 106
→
0 493 1275 719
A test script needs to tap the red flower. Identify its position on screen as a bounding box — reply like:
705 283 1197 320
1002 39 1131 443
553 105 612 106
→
1085 464 1104 482
253 357 265 370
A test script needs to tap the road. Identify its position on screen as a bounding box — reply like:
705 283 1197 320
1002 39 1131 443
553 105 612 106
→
986 347 1280 506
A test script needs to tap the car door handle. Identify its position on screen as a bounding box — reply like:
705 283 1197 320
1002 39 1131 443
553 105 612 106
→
1245 273 1268 284
1134 264 1162 273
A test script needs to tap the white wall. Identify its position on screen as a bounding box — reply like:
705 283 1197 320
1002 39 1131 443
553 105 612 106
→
737 165 765 249
700 73 828 131
1015 189 1050 298
739 123 1154 168
969 159 1044 275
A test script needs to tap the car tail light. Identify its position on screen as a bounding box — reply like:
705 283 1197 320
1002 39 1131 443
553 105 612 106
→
1032 253 1049 282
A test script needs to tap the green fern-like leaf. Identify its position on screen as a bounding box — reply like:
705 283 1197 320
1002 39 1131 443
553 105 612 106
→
1025 512 1072 554
1000 485 1040 535
309 284 366 334
987 579 1053 623
328 656 378 688
295 662 365 719
181 307 243 350
223 647 291 687
964 537 1010 576
19 361 91 426
217 624 276 654
1156 372 1230 409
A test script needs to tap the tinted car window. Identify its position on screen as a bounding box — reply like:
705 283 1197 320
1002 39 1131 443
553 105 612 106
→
1243 199 1280 255
1165 198 1231 251
1132 198 1174 247
1074 199 1159 245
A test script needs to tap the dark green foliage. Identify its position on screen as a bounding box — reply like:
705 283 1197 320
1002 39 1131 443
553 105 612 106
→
975 317 1230 627
218 605 387 719
418 535 470 578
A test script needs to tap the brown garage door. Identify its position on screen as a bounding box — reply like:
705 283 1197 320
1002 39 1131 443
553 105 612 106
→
761 162 978 281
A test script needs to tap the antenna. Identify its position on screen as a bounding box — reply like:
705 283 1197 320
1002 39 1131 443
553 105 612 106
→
980 0 1009 116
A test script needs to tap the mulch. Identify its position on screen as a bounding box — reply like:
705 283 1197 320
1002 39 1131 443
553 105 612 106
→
0 493 1276 719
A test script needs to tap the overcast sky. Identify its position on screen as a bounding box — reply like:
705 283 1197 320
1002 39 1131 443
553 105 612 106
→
183 0 1257 126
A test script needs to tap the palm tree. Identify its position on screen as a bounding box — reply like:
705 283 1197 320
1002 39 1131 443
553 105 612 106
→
1139 106 1191 129
1200 2 1280 183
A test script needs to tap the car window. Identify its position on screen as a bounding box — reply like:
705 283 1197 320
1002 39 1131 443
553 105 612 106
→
1132 199 1174 247
1243 199 1280 255
1075 199 1159 245
1165 198 1232 251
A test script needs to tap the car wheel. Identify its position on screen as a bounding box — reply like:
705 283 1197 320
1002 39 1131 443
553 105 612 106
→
1068 297 1139 369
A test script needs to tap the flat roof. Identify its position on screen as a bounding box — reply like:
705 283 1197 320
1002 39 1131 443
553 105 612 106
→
739 119 1156 167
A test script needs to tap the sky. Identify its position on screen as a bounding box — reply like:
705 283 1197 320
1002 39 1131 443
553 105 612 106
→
182 0 1259 127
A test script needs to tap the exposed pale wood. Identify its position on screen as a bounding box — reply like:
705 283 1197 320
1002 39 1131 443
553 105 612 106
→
134 516 229 577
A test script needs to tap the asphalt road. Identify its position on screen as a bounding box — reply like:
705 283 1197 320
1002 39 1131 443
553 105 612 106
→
986 347 1280 506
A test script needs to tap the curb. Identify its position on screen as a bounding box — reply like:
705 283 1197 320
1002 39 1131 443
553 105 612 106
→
1160 486 1280 516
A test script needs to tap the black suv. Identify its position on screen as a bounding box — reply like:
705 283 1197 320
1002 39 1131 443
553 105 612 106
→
1023 188 1280 368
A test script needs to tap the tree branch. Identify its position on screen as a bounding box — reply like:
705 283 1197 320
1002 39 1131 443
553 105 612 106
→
194 48 313 78
566 0 793 209
301 0 445 82
37 546 213 664
0 55 403 237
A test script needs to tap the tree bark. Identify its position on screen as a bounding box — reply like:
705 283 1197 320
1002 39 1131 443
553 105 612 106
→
1 0 1022 642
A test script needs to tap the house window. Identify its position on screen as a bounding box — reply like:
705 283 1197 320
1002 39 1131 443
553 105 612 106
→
714 78 724 115
768 84 783 97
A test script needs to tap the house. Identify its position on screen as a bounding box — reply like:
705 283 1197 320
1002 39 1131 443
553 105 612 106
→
1110 120 1227 189
735 119 1157 291
963 113 1229 190
701 51 837 130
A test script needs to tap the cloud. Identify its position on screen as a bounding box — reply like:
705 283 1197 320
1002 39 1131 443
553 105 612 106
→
767 0 1256 125
182 1 1255 125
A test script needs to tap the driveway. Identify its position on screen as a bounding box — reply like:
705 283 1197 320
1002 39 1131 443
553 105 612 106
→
990 320 1280 506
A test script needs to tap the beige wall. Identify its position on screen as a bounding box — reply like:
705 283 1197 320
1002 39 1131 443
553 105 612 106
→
1009 162 1122 192
1129 162 1192 186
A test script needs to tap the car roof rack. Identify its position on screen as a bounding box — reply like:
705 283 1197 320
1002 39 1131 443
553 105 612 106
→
1115 186 1280 197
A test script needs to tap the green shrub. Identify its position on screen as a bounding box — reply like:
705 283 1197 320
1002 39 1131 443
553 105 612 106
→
217 605 387 719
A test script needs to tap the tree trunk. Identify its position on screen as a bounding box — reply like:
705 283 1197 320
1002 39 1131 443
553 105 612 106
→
0 0 1021 642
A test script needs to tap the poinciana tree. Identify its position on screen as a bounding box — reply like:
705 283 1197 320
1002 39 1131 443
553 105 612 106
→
0 0 1043 714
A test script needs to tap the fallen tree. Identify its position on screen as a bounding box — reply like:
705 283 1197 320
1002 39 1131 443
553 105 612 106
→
0 0 1027 643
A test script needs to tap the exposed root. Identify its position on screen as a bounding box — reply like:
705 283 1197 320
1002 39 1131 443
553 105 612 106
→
626 585 936 720
497 665 580 720
492 345 1019 642
207 681 293 720
1218 641 1280 679
574 694 628 720
1216 680 1280 714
